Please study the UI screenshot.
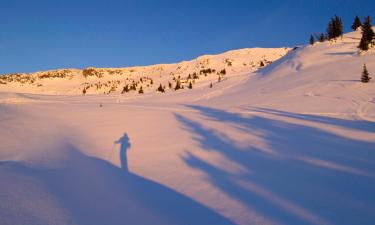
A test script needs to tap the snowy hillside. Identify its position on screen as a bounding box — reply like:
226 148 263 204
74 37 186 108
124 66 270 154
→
210 30 375 119
0 48 289 95
0 29 374 225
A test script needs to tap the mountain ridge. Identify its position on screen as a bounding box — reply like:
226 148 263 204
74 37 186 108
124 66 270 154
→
0 47 290 95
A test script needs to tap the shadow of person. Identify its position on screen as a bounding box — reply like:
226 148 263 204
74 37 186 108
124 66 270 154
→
115 133 131 172
0 142 235 225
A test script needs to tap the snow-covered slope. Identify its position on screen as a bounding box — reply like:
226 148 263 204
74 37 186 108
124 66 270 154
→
209 30 375 119
0 29 374 225
0 48 289 95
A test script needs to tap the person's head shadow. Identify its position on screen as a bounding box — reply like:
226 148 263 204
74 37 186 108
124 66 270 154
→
115 133 131 172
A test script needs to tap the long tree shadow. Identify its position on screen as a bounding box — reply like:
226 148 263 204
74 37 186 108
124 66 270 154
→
243 106 375 133
176 105 375 225
324 52 356 56
0 141 234 225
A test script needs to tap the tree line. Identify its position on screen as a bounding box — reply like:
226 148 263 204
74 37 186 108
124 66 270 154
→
309 15 374 51
309 15 374 83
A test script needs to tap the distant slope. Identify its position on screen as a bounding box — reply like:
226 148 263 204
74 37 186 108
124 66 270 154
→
0 48 290 95
208 29 375 120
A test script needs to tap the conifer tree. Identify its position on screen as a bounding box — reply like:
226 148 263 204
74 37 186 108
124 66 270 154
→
363 16 375 41
309 35 315 45
335 16 343 37
319 33 326 42
122 84 129 94
334 16 343 37
209 82 213 88
327 19 333 36
138 86 144 94
361 64 371 83
358 38 370 51
358 16 375 51
157 83 165 92
130 82 136 91
327 15 343 40
175 80 182 90
351 16 362 31
188 81 193 89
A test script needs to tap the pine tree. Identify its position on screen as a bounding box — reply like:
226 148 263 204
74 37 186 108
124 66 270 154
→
361 64 371 83
327 18 335 39
130 82 136 91
358 38 369 51
209 82 213 88
168 81 172 89
358 16 375 51
309 35 315 45
335 15 343 37
319 33 326 42
157 83 165 92
327 15 343 40
138 86 144 94
363 16 375 41
188 81 193 89
260 61 265 67
122 84 129 94
175 80 182 90
351 16 362 31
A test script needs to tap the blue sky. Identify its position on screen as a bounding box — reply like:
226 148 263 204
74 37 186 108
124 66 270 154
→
0 0 374 74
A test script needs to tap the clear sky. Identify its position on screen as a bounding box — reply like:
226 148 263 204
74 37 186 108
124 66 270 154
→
0 0 374 74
